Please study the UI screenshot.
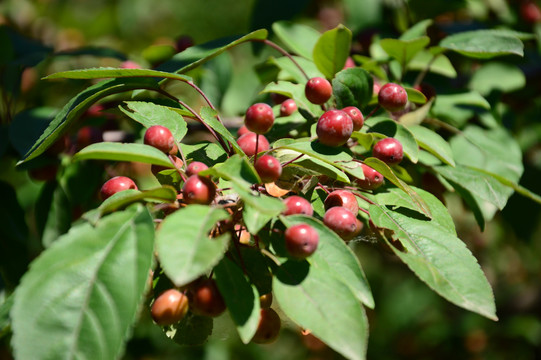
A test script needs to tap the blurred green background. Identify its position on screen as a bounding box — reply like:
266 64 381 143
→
1 0 541 359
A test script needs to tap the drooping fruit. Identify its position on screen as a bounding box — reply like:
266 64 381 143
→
323 206 359 241
355 164 384 190
378 83 408 112
341 106 364 131
190 279 226 317
324 190 359 215
255 155 282 183
245 103 275 134
372 138 403 165
186 161 209 176
305 77 332 105
151 289 189 326
182 175 216 205
282 195 313 216
100 176 138 200
252 308 281 344
144 125 175 153
279 99 297 116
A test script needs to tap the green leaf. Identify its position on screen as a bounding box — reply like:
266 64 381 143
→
281 215 374 308
408 51 457 78
120 101 188 142
380 36 430 68
233 247 273 295
439 30 524 58
313 25 352 79
83 186 177 225
157 30 268 75
44 67 191 82
332 68 374 108
369 204 497 320
200 107 241 155
156 205 230 286
431 91 490 127
399 99 434 126
11 204 155 360
9 107 58 158
272 21 321 60
214 257 260 344
180 142 228 165
243 202 276 235
434 165 511 210
408 125 455 166
450 125 523 182
18 78 160 165
404 86 427 104
365 117 419 163
202 154 260 188
400 20 433 40
469 62 526 95
274 260 368 360
74 142 173 167
375 187 456 235
234 185 286 217
273 138 365 181
0 293 14 335
364 157 432 217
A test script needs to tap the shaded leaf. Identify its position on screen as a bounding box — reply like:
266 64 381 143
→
156 205 230 286
408 125 455 166
18 78 160 164
274 260 368 360
469 62 525 95
281 215 374 308
11 204 155 360
369 204 497 320
365 117 419 163
214 257 260 344
200 107 241 155
120 101 188 142
44 67 191 83
170 314 213 346
380 36 430 68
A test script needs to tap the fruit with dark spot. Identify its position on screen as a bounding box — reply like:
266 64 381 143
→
252 308 281 344
355 164 384 190
372 138 403 165
284 224 319 259
323 206 359 240
324 190 359 215
190 279 226 317
182 175 216 205
316 110 353 147
341 106 364 131
283 196 313 216
378 83 408 112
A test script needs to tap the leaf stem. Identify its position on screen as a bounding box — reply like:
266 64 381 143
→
261 248 281 266
254 39 310 81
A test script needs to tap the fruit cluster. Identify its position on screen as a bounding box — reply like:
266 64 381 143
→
92 73 409 343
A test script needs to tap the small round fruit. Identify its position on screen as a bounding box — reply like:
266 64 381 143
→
372 138 403 165
255 155 282 183
245 103 275 134
190 279 226 317
324 190 359 215
151 289 189 326
285 224 319 259
100 176 138 200
316 110 353 147
237 125 252 137
356 164 384 190
237 133 270 157
521 1 541 23
279 99 297 116
305 77 332 105
252 308 281 344
259 293 273 308
182 175 216 205
341 106 364 131
144 125 175 153
378 83 408 112
283 196 313 216
186 161 209 176
323 206 359 241
414 83 436 101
